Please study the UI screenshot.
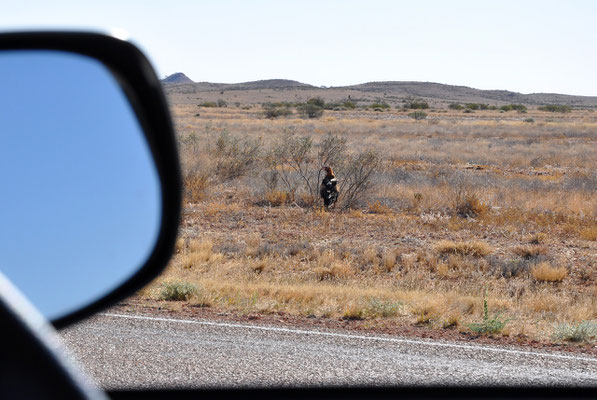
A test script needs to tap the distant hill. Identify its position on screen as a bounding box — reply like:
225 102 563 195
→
343 81 597 107
191 79 315 91
162 72 194 84
162 76 597 107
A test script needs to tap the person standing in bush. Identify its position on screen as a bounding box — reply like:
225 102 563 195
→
320 166 339 209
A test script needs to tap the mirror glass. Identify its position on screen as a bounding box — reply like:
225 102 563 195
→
0 50 161 321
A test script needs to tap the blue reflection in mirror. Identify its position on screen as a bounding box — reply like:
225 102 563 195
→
0 50 161 321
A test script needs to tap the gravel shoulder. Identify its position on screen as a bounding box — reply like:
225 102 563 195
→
112 299 597 358
60 308 597 389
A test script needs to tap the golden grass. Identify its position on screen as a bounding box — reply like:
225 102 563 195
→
141 104 597 343
264 190 294 206
367 201 393 215
531 262 568 282
183 172 210 203
579 227 597 241
434 240 493 257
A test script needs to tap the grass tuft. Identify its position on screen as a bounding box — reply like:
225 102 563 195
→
579 227 597 241
513 245 548 260
531 262 568 282
434 240 493 257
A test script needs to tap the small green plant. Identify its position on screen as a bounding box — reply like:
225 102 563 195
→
524 118 535 123
160 281 197 301
198 101 218 108
552 321 597 343
217 99 227 108
448 103 463 110
468 287 508 334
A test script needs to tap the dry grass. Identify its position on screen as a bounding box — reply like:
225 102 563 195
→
527 233 548 245
368 201 393 215
580 227 597 241
263 190 294 206
138 103 597 343
531 262 568 282
434 240 493 257
513 245 548 260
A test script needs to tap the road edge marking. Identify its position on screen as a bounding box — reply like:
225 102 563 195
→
101 312 597 364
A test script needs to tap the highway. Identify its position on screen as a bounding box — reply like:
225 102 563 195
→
59 313 597 389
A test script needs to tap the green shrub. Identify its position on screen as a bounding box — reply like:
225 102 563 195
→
307 97 325 107
366 298 403 318
298 103 324 118
524 118 535 123
160 282 197 301
404 101 429 109
369 102 390 109
217 99 227 108
464 103 489 110
199 101 218 108
263 101 293 108
408 111 427 121
500 104 527 112
552 321 597 343
538 104 572 113
342 101 356 109
323 102 342 110
448 103 464 110
264 107 293 119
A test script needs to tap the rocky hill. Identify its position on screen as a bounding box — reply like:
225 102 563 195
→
162 72 194 84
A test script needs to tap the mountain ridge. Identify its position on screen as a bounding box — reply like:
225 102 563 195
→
161 75 597 107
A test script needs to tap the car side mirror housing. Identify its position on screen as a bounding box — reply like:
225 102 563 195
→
0 32 181 328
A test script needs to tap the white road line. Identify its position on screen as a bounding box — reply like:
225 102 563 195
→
101 313 597 364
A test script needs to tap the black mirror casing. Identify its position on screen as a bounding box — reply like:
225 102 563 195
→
0 31 182 328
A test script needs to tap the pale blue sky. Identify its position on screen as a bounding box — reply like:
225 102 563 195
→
1 1 597 95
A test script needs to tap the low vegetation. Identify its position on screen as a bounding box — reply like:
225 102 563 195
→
159 281 197 301
538 104 572 113
468 288 508 334
142 93 597 345
552 321 597 343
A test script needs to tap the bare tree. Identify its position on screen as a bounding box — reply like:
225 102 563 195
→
339 149 382 209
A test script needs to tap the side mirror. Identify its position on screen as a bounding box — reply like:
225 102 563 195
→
0 32 181 328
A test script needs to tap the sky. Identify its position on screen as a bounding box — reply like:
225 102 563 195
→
1 1 597 96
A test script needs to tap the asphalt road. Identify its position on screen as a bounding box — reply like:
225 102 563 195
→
59 313 597 389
